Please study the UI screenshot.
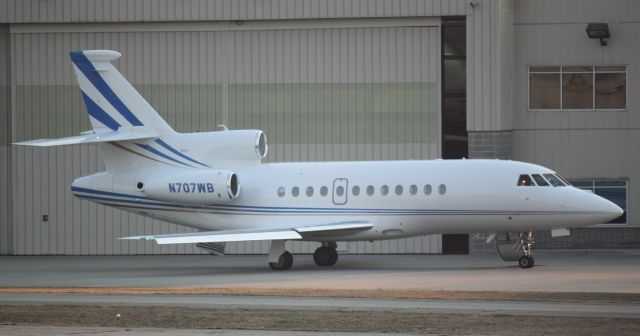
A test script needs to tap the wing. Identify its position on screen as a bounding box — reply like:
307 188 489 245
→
119 221 373 244
14 126 158 147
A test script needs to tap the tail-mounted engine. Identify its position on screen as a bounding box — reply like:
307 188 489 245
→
144 170 239 204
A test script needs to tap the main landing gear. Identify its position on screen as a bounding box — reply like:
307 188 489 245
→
313 242 338 267
269 251 293 271
268 240 293 271
517 231 535 269
267 241 340 270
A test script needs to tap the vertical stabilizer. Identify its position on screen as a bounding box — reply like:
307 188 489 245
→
70 50 174 134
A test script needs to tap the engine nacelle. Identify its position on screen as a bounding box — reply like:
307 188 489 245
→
144 170 239 204
206 130 268 161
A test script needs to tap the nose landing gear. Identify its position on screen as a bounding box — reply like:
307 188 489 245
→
496 230 536 269
516 231 535 269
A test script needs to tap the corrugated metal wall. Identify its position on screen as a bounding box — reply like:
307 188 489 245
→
466 0 513 131
0 0 467 23
512 0 640 227
0 24 11 255
5 18 444 255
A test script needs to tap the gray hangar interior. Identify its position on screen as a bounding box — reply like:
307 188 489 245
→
1 0 638 256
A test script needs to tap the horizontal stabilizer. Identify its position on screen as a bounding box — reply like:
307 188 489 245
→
120 221 373 245
14 126 158 147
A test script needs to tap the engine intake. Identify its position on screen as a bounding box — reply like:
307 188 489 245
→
144 170 239 204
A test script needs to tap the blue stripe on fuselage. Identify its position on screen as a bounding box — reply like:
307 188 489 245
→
70 186 595 216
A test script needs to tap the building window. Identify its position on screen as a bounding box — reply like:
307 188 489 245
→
570 180 627 224
529 66 626 110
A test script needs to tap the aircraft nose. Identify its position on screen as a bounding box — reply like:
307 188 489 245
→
588 191 623 219
566 188 624 224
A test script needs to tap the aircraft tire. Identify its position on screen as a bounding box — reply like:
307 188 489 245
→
269 251 293 270
518 255 534 269
329 248 338 266
313 246 335 266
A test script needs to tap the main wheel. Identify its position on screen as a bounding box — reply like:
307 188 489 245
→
518 255 534 269
314 246 337 266
269 251 293 270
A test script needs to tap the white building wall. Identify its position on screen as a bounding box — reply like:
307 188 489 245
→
512 0 640 228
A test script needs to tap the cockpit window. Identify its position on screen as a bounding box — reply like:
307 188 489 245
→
555 174 571 186
532 174 549 186
517 174 535 186
543 173 566 187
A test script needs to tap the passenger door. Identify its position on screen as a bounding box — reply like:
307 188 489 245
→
332 178 348 205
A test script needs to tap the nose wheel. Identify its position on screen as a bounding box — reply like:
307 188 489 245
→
517 231 535 269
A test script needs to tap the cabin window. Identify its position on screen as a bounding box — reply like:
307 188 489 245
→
395 185 403 195
306 186 314 197
409 184 418 195
381 185 389 196
438 184 447 195
532 174 549 186
320 186 328 196
366 185 375 196
543 174 566 187
336 186 345 196
352 185 360 196
277 186 285 197
292 186 300 197
424 184 432 195
517 174 535 186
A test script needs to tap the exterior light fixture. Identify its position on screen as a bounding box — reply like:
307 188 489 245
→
586 23 610 46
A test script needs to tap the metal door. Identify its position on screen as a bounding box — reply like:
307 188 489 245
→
332 178 348 205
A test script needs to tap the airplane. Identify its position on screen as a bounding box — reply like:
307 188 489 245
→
16 50 623 270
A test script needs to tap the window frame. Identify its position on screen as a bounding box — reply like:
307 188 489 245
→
528 65 627 111
569 179 628 226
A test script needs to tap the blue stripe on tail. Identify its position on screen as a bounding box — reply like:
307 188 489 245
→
135 143 194 168
155 139 210 167
70 51 143 127
81 91 121 130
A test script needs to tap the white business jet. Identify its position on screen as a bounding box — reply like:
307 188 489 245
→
16 50 623 270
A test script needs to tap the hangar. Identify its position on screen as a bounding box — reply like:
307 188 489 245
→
0 0 638 256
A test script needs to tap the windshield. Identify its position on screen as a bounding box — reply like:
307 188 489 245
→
543 173 566 187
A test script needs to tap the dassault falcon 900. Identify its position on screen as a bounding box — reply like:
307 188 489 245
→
16 50 623 270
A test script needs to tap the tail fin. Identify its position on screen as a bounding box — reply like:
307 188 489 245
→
70 50 174 134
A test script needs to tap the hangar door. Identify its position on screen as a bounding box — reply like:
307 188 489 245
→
222 21 442 254
8 19 441 255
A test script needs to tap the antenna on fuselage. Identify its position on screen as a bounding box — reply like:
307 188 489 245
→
217 124 230 131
